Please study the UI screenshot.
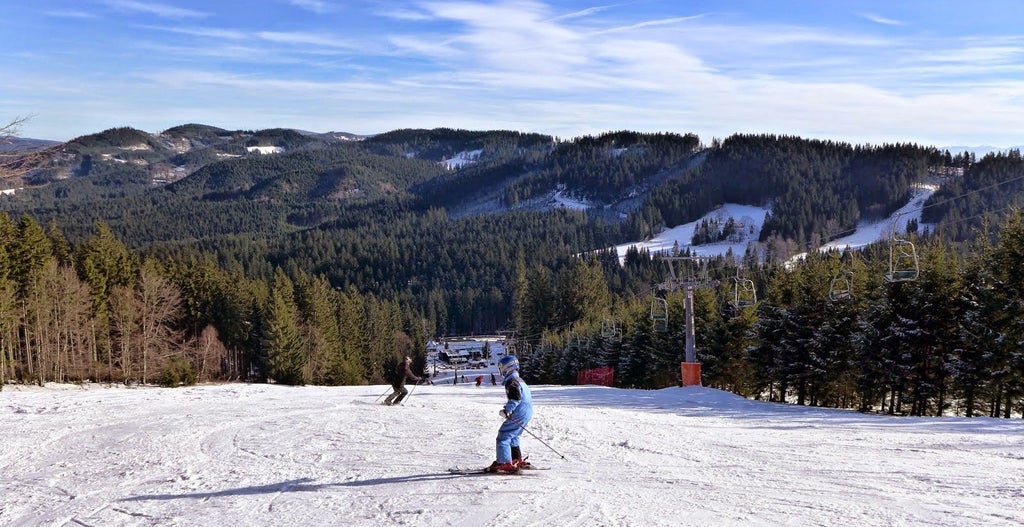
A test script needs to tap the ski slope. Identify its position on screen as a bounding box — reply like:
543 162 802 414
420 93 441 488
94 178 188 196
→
613 184 938 262
3 381 1021 526
614 203 769 262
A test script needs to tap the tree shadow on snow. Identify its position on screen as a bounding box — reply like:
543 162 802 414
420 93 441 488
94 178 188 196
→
536 385 1019 433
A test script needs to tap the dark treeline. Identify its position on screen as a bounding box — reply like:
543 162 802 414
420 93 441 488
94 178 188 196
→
0 214 426 388
637 135 945 251
503 131 701 206
1 126 1022 418
510 212 1024 418
923 149 1024 240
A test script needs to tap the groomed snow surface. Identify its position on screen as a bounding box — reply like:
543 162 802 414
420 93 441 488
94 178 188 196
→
3 381 1022 526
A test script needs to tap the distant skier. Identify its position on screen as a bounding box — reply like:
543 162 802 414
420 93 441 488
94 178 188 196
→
486 355 534 473
475 375 483 387
383 357 421 406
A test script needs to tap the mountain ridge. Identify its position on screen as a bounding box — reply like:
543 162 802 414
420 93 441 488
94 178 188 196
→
3 123 1020 256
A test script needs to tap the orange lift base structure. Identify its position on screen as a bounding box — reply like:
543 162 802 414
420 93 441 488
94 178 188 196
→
680 362 702 387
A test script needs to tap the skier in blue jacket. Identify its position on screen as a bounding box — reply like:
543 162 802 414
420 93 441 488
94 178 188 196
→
486 355 534 473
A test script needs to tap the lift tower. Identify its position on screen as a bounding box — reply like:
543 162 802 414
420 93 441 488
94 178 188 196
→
653 256 715 386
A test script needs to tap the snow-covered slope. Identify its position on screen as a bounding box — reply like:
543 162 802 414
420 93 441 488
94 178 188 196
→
2 382 1020 526
818 183 936 252
614 203 769 262
613 184 938 263
442 149 483 169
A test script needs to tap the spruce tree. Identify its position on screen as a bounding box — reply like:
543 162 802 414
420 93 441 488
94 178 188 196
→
263 269 306 385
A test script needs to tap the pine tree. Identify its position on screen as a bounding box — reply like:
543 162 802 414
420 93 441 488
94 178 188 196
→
982 210 1024 417
956 245 996 418
11 216 55 384
556 256 611 329
335 285 368 384
294 273 342 384
263 269 306 385
0 279 14 386
75 222 137 378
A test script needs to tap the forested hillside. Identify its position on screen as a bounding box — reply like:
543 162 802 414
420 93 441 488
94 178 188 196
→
0 125 1021 419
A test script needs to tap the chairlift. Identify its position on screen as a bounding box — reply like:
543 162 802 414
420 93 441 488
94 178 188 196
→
885 239 919 282
734 276 757 308
651 297 668 332
885 214 920 282
601 319 622 341
686 258 713 288
829 271 854 301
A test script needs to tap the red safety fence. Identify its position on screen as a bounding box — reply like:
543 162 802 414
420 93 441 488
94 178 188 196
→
577 366 615 387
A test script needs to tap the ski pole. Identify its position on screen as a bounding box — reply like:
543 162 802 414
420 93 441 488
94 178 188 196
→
374 386 392 404
506 415 567 461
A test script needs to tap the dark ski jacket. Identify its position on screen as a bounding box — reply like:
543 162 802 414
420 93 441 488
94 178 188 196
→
393 361 421 388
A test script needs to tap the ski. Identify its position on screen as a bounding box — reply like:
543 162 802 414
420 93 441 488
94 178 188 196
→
447 467 530 476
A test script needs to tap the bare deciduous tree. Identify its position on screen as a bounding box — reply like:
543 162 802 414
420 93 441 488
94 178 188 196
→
193 324 229 381
0 115 28 140
136 267 184 384
1 115 46 180
109 284 138 383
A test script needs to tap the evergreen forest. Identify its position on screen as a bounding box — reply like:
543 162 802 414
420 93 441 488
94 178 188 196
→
0 125 1021 419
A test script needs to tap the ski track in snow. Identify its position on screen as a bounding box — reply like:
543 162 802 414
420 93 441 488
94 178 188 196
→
2 383 1022 526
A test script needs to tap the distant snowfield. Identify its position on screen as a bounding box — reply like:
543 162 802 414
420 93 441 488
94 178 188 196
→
442 149 483 169
614 185 938 262
3 382 1022 526
246 146 284 155
819 184 937 252
615 203 769 261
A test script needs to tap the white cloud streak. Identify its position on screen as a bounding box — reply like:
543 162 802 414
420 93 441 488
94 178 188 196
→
100 0 209 19
10 0 1024 148
257 31 360 50
861 12 905 26
289 0 336 14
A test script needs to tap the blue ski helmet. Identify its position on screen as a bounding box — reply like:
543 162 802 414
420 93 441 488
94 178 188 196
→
498 355 519 377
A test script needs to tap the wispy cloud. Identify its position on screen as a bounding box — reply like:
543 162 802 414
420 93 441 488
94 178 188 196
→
257 31 360 50
10 0 1024 147
289 0 336 14
705 24 892 47
100 0 209 19
376 7 434 21
592 15 705 35
144 25 248 40
861 12 905 26
43 10 98 19
550 3 621 22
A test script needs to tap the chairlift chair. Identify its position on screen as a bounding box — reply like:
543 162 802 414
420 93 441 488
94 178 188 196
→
651 297 668 332
687 258 713 288
829 271 853 301
886 239 919 282
734 277 757 308
601 319 622 341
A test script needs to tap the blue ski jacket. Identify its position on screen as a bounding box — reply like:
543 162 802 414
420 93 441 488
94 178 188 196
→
502 372 533 424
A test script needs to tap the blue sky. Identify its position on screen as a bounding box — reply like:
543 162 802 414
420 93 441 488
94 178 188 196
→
2 0 1023 147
